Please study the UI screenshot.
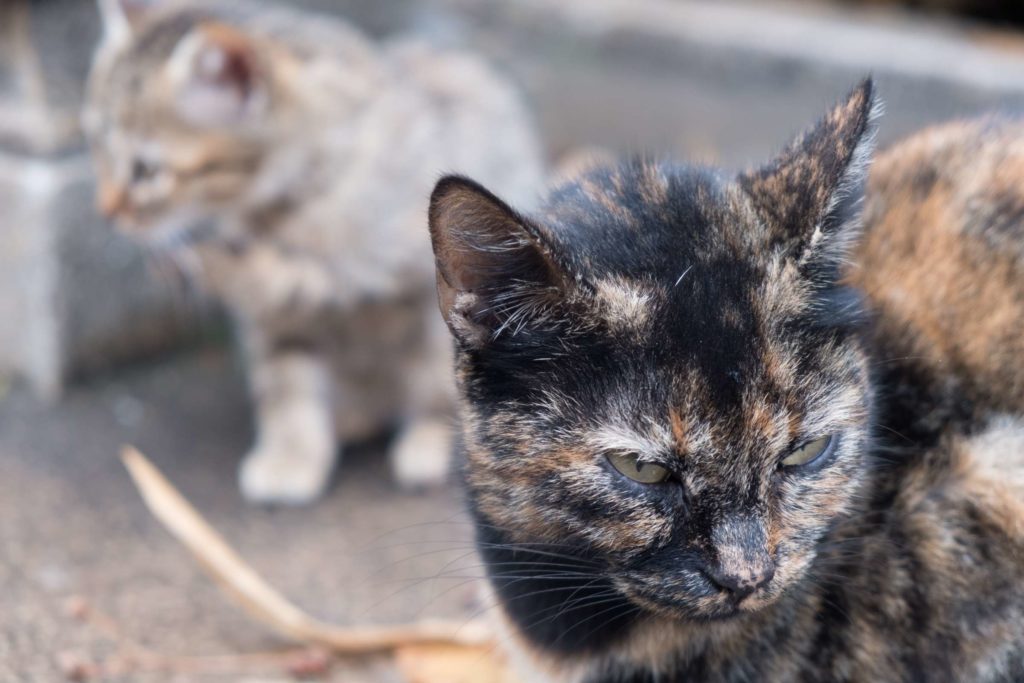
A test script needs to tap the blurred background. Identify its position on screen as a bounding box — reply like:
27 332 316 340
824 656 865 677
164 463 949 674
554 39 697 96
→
3 0 1024 680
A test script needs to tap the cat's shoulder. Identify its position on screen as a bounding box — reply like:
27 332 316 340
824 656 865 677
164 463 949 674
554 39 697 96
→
947 418 1024 537
898 417 1024 554
863 417 1024 680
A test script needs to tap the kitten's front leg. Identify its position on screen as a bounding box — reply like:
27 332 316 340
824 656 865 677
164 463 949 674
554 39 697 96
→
389 417 452 490
239 342 338 505
388 315 455 490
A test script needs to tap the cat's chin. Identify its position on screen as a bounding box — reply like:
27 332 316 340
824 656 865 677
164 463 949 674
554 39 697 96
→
116 209 219 251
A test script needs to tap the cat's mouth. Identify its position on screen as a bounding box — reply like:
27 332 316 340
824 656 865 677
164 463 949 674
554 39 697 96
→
614 573 782 621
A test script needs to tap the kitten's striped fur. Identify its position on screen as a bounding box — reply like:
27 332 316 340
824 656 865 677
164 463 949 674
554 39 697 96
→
85 0 544 503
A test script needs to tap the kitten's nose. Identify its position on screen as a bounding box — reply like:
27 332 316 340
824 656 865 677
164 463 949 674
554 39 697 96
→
97 181 128 219
701 560 775 600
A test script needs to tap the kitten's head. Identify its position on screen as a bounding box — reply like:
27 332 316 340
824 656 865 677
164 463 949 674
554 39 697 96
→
83 0 283 245
430 81 878 625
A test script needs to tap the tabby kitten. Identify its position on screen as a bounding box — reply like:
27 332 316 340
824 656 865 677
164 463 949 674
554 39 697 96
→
429 80 1024 682
83 0 543 503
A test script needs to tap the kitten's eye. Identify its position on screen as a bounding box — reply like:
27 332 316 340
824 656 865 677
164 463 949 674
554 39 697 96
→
607 451 671 484
131 157 161 183
781 435 834 468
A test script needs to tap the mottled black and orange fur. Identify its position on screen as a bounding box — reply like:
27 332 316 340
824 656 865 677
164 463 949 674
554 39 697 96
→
429 80 1024 682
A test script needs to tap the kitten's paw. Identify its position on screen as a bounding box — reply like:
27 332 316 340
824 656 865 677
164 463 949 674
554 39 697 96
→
389 419 452 490
239 443 338 505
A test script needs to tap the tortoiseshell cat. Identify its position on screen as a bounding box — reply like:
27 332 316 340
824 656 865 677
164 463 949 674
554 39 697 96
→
429 80 1024 681
83 0 543 503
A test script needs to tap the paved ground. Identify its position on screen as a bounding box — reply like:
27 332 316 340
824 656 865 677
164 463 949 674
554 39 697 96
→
0 348 482 682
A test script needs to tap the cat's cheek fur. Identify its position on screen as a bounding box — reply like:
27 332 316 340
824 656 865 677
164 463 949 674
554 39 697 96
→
766 432 866 573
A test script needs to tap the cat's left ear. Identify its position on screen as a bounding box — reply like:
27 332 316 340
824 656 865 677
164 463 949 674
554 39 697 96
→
739 79 879 268
167 23 267 128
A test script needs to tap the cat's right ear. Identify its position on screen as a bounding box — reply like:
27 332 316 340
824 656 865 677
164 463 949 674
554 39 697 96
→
97 0 155 43
429 176 565 347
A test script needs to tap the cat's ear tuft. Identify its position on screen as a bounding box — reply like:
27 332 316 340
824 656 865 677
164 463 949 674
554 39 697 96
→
429 176 566 347
97 0 157 43
167 23 267 127
739 78 879 268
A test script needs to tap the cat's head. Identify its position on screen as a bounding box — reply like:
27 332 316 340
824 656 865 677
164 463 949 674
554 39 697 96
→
83 0 285 244
430 81 878 624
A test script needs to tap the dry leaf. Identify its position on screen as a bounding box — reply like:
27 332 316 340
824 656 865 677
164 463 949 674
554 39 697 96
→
394 643 518 683
120 446 493 655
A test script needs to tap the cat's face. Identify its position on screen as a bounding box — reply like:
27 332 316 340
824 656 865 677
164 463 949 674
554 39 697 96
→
430 82 877 624
84 2 272 245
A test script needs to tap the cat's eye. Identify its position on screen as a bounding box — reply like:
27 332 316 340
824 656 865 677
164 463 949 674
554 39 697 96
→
606 451 671 484
781 435 834 468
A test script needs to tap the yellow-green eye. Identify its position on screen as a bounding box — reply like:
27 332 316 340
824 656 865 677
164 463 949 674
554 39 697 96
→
781 435 833 468
607 451 671 484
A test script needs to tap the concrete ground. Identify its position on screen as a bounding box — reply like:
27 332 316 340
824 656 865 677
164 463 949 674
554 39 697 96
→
0 348 482 682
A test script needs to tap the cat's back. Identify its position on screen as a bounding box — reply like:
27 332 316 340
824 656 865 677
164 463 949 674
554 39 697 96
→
223 0 544 204
832 121 1024 680
853 117 1024 426
848 120 1024 679
213 0 544 220
378 39 544 210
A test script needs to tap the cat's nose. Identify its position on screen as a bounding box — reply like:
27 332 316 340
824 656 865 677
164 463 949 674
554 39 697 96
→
701 560 775 600
704 513 775 599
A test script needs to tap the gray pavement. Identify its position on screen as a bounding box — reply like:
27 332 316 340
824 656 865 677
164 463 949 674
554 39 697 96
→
0 349 480 682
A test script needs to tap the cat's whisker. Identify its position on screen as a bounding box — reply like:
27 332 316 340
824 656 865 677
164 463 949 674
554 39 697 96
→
547 596 639 649
871 422 915 444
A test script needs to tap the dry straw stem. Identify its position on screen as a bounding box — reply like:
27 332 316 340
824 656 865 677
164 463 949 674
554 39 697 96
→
119 445 493 656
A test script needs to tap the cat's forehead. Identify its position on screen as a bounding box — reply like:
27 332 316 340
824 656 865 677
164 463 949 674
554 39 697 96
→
540 160 766 283
540 162 796 379
519 160 870 448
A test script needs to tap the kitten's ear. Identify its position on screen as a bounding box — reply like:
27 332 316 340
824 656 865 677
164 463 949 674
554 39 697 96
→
429 176 566 347
167 23 267 127
97 0 156 42
739 78 878 266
